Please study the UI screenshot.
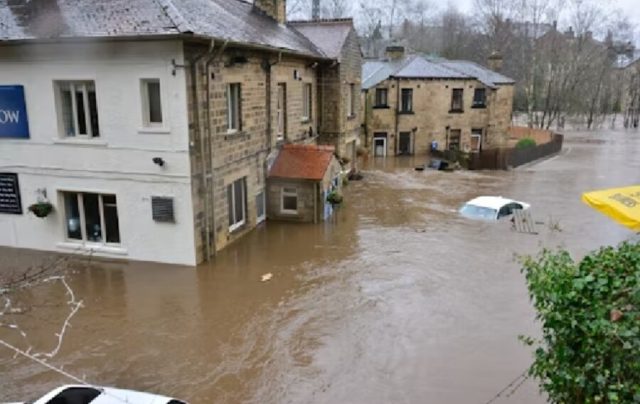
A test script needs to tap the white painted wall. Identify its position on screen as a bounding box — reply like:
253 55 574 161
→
0 40 197 265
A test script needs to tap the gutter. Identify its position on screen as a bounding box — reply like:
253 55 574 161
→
0 33 329 61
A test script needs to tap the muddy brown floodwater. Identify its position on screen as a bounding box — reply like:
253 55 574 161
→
1 130 639 403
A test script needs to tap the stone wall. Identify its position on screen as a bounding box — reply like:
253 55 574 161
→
267 180 316 222
185 44 323 262
318 27 362 168
363 78 514 156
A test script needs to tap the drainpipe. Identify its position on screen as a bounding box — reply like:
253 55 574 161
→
189 48 213 260
395 77 400 156
265 52 282 151
203 39 229 258
363 89 369 148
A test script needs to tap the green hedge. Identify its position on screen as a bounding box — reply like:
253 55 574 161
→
520 242 640 403
516 137 537 149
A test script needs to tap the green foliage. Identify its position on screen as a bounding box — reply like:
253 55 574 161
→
326 191 343 206
516 137 537 149
521 242 640 403
28 201 54 218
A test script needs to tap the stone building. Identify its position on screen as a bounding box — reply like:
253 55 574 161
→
267 144 342 223
616 51 640 129
0 0 361 265
362 47 515 157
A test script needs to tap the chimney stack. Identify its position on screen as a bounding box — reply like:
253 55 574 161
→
385 45 405 60
487 51 503 72
254 0 286 24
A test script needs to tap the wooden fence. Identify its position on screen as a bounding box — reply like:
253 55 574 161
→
465 133 563 170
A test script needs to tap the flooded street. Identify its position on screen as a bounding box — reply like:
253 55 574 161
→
1 130 639 403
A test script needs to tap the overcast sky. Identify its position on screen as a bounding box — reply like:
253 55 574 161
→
452 0 640 27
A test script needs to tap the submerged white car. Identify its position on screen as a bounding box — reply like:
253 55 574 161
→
459 196 530 221
12 385 187 404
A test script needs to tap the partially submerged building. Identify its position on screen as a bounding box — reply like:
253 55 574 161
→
0 0 361 265
362 46 514 156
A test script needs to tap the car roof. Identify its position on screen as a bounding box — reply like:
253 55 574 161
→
465 196 522 210
34 385 181 404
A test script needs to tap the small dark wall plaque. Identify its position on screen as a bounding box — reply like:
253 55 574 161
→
0 173 22 214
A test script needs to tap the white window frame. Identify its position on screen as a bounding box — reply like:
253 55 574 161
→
55 81 99 138
256 190 266 224
141 78 164 127
281 187 298 215
277 83 286 141
302 83 312 121
227 83 241 133
62 191 120 245
228 178 246 232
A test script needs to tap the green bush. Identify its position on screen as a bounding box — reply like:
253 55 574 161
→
516 137 537 149
520 242 640 403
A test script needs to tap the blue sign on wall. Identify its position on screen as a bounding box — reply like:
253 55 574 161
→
0 85 30 139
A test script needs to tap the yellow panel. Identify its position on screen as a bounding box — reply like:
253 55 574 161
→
582 186 640 232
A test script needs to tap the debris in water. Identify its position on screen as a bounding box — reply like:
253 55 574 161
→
261 273 273 282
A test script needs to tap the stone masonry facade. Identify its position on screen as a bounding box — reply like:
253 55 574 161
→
363 79 514 156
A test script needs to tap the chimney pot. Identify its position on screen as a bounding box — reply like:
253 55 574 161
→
385 45 405 60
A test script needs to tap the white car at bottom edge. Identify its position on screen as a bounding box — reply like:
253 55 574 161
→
7 385 188 404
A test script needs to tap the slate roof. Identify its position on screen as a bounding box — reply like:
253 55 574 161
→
269 144 336 181
0 0 323 57
439 60 516 87
290 19 353 61
362 55 471 89
363 54 515 89
616 51 640 69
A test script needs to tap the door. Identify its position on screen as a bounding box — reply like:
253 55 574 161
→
277 83 286 141
398 132 412 155
373 133 387 157
471 129 483 152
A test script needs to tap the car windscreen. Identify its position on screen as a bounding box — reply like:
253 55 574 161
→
459 204 497 220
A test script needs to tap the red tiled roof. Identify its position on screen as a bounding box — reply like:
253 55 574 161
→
269 144 336 181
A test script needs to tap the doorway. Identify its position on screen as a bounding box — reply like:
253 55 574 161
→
373 133 387 157
398 132 412 155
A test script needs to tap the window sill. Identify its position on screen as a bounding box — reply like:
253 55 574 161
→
56 241 128 256
138 127 171 134
471 105 487 109
373 105 390 109
398 111 414 115
281 210 299 216
229 222 247 234
449 109 465 114
224 131 250 141
53 138 108 147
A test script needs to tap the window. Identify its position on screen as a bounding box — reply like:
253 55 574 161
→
256 191 266 224
141 79 163 126
451 88 464 112
471 128 483 152
401 89 413 113
449 129 461 151
56 81 100 138
227 177 246 231
63 192 120 244
375 88 388 107
46 387 102 404
347 83 356 117
227 83 242 132
473 88 486 108
302 83 312 121
277 83 286 140
281 187 298 214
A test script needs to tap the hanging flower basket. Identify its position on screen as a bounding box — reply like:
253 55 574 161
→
28 201 54 218
326 191 343 206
